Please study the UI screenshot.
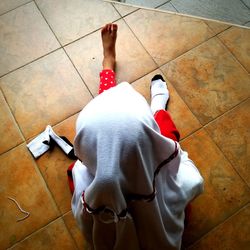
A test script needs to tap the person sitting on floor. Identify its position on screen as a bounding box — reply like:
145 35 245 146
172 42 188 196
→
67 23 204 250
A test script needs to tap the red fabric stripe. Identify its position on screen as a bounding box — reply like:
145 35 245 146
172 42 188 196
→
99 69 117 94
154 110 180 142
67 162 76 194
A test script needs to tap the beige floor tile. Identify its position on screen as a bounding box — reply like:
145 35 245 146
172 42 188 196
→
0 49 92 140
36 114 79 214
124 9 213 66
0 91 23 154
205 99 250 187
180 129 250 247
189 204 250 250
65 19 157 96
0 144 59 249
11 218 77 250
0 0 31 15
161 37 250 125
132 69 201 138
205 20 230 35
63 211 88 250
0 2 60 77
36 0 120 45
112 3 138 16
111 0 171 8
218 26 250 72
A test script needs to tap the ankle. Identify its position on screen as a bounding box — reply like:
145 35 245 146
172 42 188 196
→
102 56 116 71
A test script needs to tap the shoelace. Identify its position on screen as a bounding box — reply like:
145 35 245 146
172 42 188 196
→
7 197 30 222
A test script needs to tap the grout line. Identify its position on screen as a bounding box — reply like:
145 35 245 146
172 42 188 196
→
0 13 68 231
0 141 24 157
155 0 172 9
111 2 140 18
62 48 94 98
33 0 95 98
0 47 62 79
155 28 240 128
0 88 26 142
4 146 62 249
156 0 179 13
33 0 125 98
170 2 179 13
157 24 231 68
206 126 250 191
62 15 123 47
203 97 249 128
110 4 160 68
7 215 62 249
216 34 250 74
61 211 80 250
122 15 159 67
61 210 82 250
53 111 80 129
187 201 250 249
204 21 232 35
28 146 62 212
60 2 124 48
240 0 250 10
203 99 250 190
0 9 123 80
179 97 249 143
0 0 83 222
105 0 250 29
0 0 33 17
243 20 250 26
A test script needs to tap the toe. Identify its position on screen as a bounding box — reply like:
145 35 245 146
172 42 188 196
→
108 23 112 32
101 24 109 34
113 24 118 31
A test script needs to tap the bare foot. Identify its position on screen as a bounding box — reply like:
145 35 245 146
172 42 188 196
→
101 23 117 71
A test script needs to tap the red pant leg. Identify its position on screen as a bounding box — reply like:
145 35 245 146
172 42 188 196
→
99 69 117 94
68 69 117 194
154 110 180 142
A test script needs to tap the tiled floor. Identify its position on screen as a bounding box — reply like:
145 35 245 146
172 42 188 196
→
0 0 249 249
110 0 250 27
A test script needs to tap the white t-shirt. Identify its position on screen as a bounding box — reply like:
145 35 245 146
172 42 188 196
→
72 82 204 250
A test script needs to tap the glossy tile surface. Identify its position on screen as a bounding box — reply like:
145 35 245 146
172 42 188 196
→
11 218 77 250
180 129 250 246
0 0 31 15
205 20 230 35
65 19 157 96
0 2 60 77
36 114 78 214
125 9 213 65
0 144 59 249
161 37 250 125
218 26 250 72
205 99 250 187
158 2 177 12
171 0 250 25
0 49 92 139
63 211 87 250
242 0 250 8
113 3 138 16
132 69 201 138
36 0 120 45
189 204 250 250
111 0 169 8
1 0 249 248
0 91 23 154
